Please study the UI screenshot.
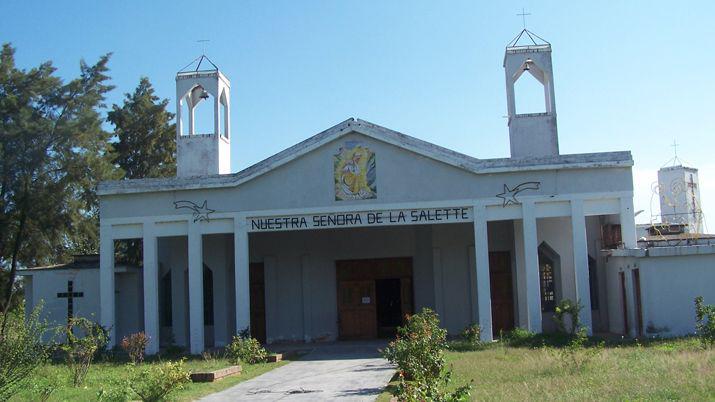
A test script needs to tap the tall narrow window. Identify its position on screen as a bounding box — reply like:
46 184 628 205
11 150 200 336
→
538 242 559 312
161 271 172 326
588 256 599 310
203 265 214 326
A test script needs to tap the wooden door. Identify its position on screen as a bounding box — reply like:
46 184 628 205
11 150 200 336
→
489 252 514 336
338 280 377 339
633 269 643 336
620 271 629 335
249 263 266 343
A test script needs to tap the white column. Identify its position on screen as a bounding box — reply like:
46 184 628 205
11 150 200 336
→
301 254 312 342
188 221 204 354
432 248 444 318
571 199 593 334
473 204 493 342
234 216 251 336
99 224 116 347
142 221 159 354
620 196 637 249
467 246 477 325
522 200 543 333
264 256 277 342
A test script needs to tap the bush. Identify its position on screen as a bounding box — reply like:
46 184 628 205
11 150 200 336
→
694 296 715 347
554 327 603 372
128 359 191 402
382 308 472 401
31 376 58 402
61 317 108 386
553 299 583 335
225 335 268 364
0 303 50 400
461 323 484 350
502 327 537 347
121 332 149 364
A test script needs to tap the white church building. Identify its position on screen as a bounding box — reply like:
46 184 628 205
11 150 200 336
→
21 30 715 355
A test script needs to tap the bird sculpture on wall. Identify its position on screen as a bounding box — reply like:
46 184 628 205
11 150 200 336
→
174 200 215 222
496 182 541 207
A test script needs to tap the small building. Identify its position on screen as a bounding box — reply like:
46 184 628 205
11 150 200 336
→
18 255 142 342
21 29 714 354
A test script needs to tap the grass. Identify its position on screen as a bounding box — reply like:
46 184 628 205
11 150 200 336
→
378 337 715 401
9 354 288 402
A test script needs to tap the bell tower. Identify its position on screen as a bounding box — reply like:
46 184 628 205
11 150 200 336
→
504 29 559 158
175 55 231 177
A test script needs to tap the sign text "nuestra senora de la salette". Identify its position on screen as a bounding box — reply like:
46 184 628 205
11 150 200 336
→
248 207 473 232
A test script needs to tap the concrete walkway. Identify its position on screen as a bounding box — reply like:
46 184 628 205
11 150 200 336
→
199 341 396 401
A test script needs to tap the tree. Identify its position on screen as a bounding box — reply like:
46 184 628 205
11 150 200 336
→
108 77 176 179
0 43 118 315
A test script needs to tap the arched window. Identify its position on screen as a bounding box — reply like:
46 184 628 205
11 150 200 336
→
538 242 560 312
203 265 214 326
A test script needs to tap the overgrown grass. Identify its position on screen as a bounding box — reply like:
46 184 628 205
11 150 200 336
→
379 337 715 401
9 355 287 401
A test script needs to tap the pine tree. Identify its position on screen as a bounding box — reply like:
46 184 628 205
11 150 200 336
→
108 77 176 179
0 43 118 313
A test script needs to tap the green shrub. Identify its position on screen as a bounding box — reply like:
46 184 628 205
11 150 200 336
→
694 296 715 347
502 327 537 347
30 376 57 402
461 323 484 350
553 299 583 335
382 308 472 401
121 331 149 364
0 302 50 400
96 382 131 402
60 317 108 386
128 359 191 402
554 327 603 372
225 335 268 364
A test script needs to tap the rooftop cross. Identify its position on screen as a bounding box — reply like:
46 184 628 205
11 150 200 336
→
197 39 210 55
517 8 531 29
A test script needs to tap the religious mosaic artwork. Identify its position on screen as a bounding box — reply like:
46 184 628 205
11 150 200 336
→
174 200 215 222
334 141 377 201
496 181 541 207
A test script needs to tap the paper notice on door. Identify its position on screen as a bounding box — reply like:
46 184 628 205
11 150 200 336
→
361 297 371 304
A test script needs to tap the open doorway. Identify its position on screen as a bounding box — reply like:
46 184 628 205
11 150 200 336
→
376 278 402 338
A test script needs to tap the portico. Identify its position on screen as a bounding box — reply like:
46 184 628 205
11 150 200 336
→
99 159 635 354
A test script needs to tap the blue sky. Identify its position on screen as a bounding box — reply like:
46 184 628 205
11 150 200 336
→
2 1 714 227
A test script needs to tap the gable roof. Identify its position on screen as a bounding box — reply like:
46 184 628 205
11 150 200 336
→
98 118 632 196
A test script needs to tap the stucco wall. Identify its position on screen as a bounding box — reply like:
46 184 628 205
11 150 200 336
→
639 254 715 336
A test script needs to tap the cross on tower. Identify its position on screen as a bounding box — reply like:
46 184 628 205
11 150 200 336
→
517 8 531 29
57 280 83 323
197 39 210 55
671 139 679 159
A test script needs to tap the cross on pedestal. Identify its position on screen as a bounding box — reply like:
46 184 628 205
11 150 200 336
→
57 280 83 323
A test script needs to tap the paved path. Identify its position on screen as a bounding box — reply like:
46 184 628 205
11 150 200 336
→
199 342 395 401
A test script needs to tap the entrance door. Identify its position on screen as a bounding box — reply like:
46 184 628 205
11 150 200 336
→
338 280 377 339
249 263 266 343
336 258 413 340
633 269 643 336
489 251 514 336
620 271 629 335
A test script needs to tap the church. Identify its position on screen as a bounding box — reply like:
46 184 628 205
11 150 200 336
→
20 30 715 355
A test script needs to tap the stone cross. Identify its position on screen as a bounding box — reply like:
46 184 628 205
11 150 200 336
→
57 280 83 323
